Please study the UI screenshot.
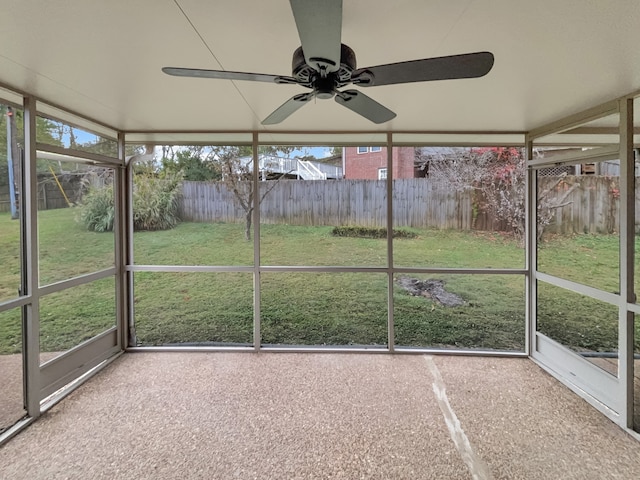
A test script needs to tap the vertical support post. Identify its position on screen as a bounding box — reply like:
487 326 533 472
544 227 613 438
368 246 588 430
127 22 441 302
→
525 136 536 357
618 98 634 429
252 133 261 351
125 153 136 347
386 133 394 352
22 95 40 416
114 132 127 350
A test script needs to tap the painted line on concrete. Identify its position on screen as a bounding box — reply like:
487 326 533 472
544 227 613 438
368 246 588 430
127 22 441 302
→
424 355 494 480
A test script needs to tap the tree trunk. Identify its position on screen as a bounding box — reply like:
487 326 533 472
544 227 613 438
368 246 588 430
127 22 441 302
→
68 126 77 148
244 210 252 241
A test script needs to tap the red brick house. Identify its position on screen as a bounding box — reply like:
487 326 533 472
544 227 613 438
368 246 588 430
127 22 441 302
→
343 146 421 179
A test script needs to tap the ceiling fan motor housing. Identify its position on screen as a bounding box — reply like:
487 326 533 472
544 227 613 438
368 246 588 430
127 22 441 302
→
292 44 357 98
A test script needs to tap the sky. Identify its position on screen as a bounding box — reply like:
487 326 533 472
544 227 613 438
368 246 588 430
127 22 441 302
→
292 147 333 159
61 127 336 162
65 129 333 157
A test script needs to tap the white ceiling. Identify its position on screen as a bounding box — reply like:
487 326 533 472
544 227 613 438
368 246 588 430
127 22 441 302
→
1 0 639 138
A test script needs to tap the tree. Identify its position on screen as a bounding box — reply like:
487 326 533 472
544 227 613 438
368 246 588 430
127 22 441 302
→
0 106 62 216
417 147 578 243
75 138 119 157
0 109 62 148
329 146 343 157
417 147 513 230
160 147 222 181
297 154 318 163
214 145 295 241
152 144 296 240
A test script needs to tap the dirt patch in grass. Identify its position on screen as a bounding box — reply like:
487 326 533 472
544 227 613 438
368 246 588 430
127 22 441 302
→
395 276 465 307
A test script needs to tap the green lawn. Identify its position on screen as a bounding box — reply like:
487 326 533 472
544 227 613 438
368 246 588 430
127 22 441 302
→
0 208 638 354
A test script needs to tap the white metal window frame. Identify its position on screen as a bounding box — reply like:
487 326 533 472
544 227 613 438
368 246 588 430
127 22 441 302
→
0 96 125 446
127 134 528 356
1 84 638 445
527 97 637 436
377 167 387 180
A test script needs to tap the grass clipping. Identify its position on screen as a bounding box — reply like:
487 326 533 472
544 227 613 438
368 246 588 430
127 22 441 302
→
331 226 417 239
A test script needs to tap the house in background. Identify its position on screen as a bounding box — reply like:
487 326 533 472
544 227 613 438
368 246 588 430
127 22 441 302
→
345 146 636 180
343 146 424 180
236 155 343 180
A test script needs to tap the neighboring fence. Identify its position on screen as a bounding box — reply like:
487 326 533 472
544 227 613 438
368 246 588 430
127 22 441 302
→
179 179 504 231
0 185 10 213
180 176 631 234
543 175 621 235
1 175 628 234
0 173 84 213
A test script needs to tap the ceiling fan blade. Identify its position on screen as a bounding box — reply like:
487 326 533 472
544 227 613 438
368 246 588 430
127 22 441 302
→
335 90 396 124
262 92 315 125
289 0 342 73
352 51 494 87
162 67 297 84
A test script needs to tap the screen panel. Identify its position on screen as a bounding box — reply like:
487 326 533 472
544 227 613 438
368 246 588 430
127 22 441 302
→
260 272 388 347
133 272 253 347
394 274 525 351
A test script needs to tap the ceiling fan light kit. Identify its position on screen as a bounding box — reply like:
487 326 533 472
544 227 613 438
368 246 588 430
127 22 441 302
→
162 0 494 125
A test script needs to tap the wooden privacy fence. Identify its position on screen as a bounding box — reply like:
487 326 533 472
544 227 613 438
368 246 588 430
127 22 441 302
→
180 179 474 229
180 176 630 234
0 174 83 213
543 175 621 235
1 175 625 234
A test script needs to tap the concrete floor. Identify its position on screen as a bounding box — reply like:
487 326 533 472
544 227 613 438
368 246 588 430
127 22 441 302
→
0 352 60 432
0 354 25 431
0 353 639 480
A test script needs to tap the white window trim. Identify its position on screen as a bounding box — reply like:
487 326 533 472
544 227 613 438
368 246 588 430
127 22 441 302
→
378 167 387 180
357 146 383 154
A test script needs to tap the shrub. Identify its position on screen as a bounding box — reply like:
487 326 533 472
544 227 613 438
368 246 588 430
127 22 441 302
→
331 226 417 239
79 172 182 232
133 172 182 231
80 184 115 232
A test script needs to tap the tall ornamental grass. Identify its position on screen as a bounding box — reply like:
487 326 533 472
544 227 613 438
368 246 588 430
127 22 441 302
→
80 183 115 232
80 172 182 232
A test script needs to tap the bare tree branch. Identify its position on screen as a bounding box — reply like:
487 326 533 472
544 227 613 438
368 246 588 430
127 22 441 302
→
215 147 294 241
419 147 581 244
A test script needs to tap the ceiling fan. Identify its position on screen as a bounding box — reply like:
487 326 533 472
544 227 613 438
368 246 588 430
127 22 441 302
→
162 0 494 125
